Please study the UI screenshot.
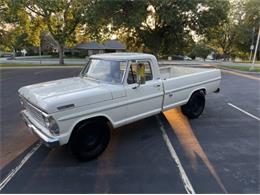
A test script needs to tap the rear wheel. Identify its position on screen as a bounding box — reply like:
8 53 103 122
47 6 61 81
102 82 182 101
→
70 121 110 161
181 90 205 119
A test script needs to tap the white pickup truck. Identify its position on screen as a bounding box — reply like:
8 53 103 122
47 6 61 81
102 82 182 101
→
19 53 221 161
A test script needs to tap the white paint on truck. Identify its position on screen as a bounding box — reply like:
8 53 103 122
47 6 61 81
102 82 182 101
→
18 53 221 150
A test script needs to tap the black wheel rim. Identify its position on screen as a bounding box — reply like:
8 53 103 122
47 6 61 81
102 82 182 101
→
78 127 103 152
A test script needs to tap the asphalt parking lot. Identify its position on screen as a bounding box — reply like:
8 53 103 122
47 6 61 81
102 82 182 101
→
0 67 259 193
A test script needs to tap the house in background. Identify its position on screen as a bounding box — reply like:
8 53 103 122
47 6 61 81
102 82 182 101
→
74 41 105 56
74 40 126 57
103 40 126 53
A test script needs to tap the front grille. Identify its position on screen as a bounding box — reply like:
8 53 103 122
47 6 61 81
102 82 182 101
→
21 98 45 126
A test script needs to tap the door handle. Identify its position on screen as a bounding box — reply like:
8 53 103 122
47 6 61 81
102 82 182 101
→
132 83 140 89
153 84 161 87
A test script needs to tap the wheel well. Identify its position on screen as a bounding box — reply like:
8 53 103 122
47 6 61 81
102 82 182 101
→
188 88 206 101
193 88 206 95
69 116 112 142
200 88 206 95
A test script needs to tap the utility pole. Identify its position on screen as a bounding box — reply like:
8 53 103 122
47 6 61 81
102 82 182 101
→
250 26 260 70
249 27 255 61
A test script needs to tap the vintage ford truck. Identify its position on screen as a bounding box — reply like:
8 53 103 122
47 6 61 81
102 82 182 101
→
19 53 221 161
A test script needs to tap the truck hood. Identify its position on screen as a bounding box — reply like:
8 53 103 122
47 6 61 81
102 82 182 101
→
18 77 113 113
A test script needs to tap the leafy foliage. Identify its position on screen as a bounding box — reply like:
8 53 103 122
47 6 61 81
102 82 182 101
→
18 0 95 64
0 0 44 53
190 44 211 60
204 0 260 60
1 0 259 61
86 0 229 57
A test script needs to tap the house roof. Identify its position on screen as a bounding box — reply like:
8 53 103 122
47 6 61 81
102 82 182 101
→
75 41 105 50
75 40 126 50
103 40 126 50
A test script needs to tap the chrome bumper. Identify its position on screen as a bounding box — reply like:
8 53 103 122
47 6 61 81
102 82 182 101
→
21 110 59 148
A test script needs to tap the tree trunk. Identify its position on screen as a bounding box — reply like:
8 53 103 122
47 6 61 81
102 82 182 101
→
223 51 229 61
58 43 64 65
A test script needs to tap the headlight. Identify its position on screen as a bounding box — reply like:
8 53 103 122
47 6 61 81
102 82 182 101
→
43 116 59 135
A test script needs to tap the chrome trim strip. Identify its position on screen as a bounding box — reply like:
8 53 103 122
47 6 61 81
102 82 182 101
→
57 104 75 110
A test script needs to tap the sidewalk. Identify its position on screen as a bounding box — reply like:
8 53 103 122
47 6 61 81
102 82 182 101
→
0 56 86 65
159 60 260 67
1 56 259 68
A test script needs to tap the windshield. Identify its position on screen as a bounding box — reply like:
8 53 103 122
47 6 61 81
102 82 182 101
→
81 59 127 84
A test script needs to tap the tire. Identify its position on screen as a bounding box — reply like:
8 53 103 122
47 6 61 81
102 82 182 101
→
70 121 110 161
181 90 205 119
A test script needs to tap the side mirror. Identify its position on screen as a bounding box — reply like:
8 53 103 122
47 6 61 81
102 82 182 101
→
136 63 146 85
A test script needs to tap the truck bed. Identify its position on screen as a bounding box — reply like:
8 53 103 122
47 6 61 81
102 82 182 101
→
160 65 221 111
159 65 212 79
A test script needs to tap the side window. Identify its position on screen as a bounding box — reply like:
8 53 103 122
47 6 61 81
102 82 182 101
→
127 61 153 84
143 62 153 81
127 63 137 84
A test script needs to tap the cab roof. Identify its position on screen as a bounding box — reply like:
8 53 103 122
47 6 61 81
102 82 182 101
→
90 52 156 61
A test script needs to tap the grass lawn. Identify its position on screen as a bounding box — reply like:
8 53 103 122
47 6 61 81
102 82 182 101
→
0 63 83 67
218 65 260 72
17 57 86 61
234 60 260 64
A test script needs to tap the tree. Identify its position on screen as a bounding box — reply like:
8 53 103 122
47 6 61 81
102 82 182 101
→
233 0 260 59
204 22 238 60
86 0 229 57
190 44 211 60
0 0 44 55
204 0 260 60
0 0 14 51
21 0 93 64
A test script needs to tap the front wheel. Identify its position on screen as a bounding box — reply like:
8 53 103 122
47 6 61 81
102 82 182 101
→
181 90 205 119
69 121 110 161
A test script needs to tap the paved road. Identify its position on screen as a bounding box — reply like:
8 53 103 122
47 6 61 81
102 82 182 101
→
0 67 259 193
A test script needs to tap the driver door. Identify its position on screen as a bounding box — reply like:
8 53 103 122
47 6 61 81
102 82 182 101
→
125 60 163 124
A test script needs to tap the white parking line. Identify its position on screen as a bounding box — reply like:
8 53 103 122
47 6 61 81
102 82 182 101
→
228 103 260 121
0 142 41 191
156 116 195 194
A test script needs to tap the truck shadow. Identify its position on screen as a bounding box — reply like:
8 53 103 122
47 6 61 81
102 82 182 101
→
162 107 227 193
